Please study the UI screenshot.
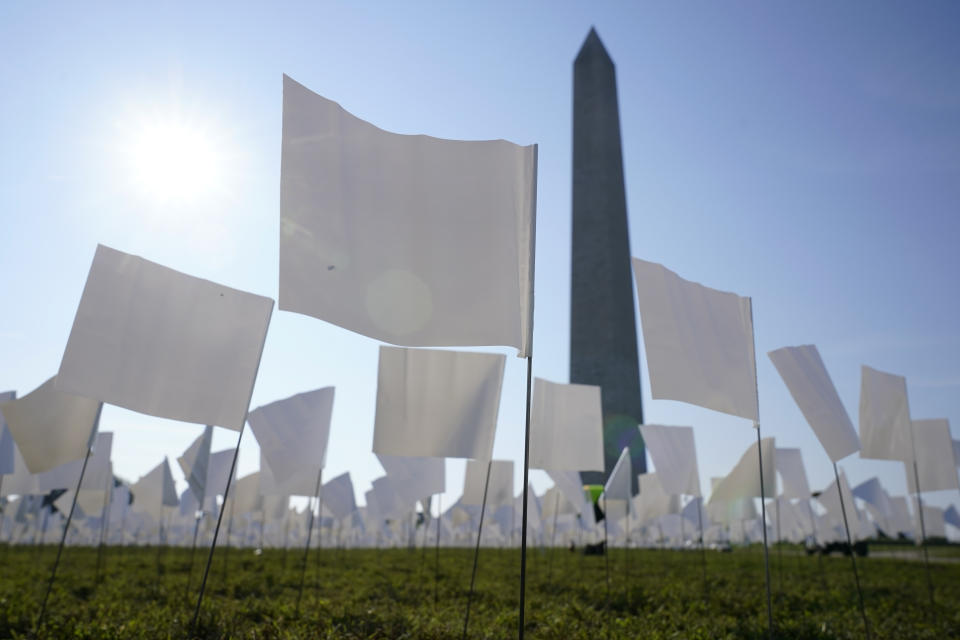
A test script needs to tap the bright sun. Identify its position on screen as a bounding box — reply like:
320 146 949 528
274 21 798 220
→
122 116 226 206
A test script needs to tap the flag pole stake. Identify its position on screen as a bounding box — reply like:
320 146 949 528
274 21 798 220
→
696 497 709 602
314 471 325 605
518 353 534 640
462 459 492 640
435 492 442 606
35 444 93 633
755 424 774 639
297 467 323 614
191 425 244 629
833 462 871 639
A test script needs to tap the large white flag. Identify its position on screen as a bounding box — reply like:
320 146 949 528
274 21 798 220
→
638 425 701 497
372 346 505 460
56 245 274 432
529 378 603 472
376 454 445 506
909 419 959 493
258 452 318 497
279 75 537 355
36 432 113 492
859 365 913 462
0 377 101 474
322 472 358 520
769 345 860 461
631 258 758 422
248 387 335 483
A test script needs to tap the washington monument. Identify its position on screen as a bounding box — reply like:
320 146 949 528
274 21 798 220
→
570 29 645 490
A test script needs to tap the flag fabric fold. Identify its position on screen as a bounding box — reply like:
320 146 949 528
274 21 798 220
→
529 378 603 472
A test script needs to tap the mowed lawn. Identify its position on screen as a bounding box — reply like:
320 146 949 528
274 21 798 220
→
1 543 958 638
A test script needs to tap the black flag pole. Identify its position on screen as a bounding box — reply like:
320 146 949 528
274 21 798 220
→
191 425 244 628
435 492 442 606
314 472 326 605
35 443 94 633
296 466 323 614
518 353 534 640
462 459 492 640
833 462 871 639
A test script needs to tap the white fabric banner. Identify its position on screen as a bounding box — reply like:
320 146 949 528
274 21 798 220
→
258 453 319 497
376 454 445 507
56 244 273 432
230 472 262 516
639 424 701 497
909 419 959 493
0 377 101 474
279 75 537 356
177 425 213 502
322 472 358 520
529 378 603 472
36 432 113 492
708 437 775 504
249 387 335 483
859 365 913 462
131 458 179 519
461 459 513 508
816 469 861 540
852 477 895 520
775 447 811 500
768 345 860 461
372 346 505 460
603 447 632 501
631 258 758 422
207 449 237 497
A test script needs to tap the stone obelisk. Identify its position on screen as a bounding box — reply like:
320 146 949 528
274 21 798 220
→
570 28 645 491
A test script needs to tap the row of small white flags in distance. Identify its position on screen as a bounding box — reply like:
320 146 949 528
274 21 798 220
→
0 73 957 555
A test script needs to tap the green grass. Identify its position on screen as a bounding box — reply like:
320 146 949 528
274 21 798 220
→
0 542 958 638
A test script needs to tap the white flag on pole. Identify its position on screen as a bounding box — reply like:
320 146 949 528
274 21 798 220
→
909 419 959 493
376 454 445 507
279 75 537 355
638 424 701 497
322 472 358 520
775 447 811 500
177 425 213 502
258 452 318 497
631 258 758 422
131 458 179 519
36 432 113 492
709 438 775 504
248 387 335 483
56 244 273 432
768 345 860 462
0 377 101 474
372 346 505 460
529 378 603 472
859 365 913 462
603 447 632 502
462 459 514 508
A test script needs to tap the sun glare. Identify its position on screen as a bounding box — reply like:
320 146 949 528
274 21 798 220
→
121 116 226 206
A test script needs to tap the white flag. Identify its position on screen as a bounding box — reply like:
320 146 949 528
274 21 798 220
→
258 452 319 497
529 378 603 472
461 459 514 508
279 75 537 355
859 365 913 462
248 387 335 483
709 438 775 504
909 419 959 493
376 454 445 507
768 345 860 461
638 424 701 497
631 258 758 422
603 447 632 502
131 458 179 519
372 346 505 460
36 432 113 492
322 472 358 520
0 377 101 474
775 447 811 500
56 245 273 432
177 425 213 502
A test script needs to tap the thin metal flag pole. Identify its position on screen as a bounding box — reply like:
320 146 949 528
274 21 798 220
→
185 512 202 597
696 497 709 602
518 352 534 640
748 299 774 640
35 444 93 633
435 492 442 606
314 471 326 604
296 466 323 614
833 462 871 639
548 489 560 582
903 383 935 609
95 474 113 585
755 425 774 639
191 425 244 628
462 459 492 640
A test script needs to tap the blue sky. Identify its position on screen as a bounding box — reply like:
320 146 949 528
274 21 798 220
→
1 2 958 517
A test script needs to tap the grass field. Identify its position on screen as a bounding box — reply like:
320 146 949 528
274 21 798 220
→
1 542 958 638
